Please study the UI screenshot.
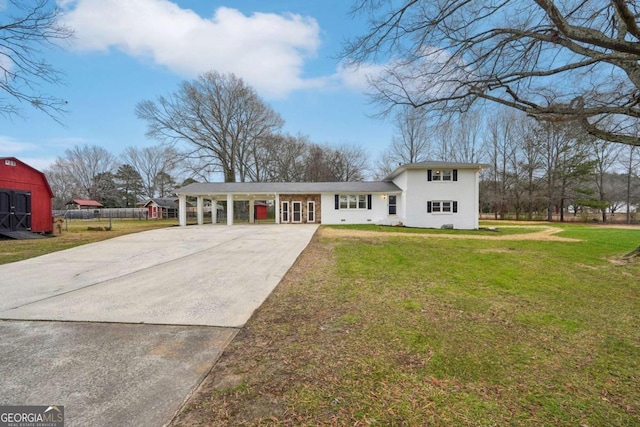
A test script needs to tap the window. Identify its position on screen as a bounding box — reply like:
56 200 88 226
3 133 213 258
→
428 200 458 214
428 169 458 182
358 195 367 209
281 201 289 223
335 194 369 210
388 195 397 215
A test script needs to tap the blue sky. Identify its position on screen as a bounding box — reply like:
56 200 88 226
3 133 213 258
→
1 0 392 172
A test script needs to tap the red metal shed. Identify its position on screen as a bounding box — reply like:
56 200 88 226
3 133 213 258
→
254 201 268 220
0 157 54 233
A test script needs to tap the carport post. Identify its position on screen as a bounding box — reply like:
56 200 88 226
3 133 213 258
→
249 199 255 224
211 198 217 224
226 194 233 225
197 196 204 225
178 195 187 226
275 193 280 224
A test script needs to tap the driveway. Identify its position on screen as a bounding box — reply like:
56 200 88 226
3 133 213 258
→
0 224 318 426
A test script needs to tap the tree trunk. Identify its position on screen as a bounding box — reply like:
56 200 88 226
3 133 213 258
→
623 245 640 259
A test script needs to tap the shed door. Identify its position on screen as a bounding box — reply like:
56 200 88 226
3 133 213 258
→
0 189 31 231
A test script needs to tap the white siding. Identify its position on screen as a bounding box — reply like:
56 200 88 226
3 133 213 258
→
392 168 479 229
320 193 393 225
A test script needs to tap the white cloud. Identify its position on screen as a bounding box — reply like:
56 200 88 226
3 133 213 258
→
0 136 58 170
59 0 323 97
18 157 57 171
333 62 385 91
0 135 37 154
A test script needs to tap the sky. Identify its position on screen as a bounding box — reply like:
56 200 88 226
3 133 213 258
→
1 0 392 174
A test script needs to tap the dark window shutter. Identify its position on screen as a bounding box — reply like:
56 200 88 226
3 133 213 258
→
367 194 372 210
427 169 432 181
453 201 458 213
453 169 458 181
335 194 339 210
427 201 432 213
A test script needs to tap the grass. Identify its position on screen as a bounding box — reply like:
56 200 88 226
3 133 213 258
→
171 222 640 426
0 218 180 264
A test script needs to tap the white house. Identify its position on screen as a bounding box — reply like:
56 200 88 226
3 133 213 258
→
174 161 486 229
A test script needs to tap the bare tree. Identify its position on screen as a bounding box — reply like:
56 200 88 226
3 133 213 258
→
0 0 72 121
390 105 432 163
257 133 309 182
346 0 640 147
46 145 116 202
534 122 592 221
136 71 284 183
591 139 622 222
121 145 179 199
329 143 369 182
619 144 640 223
44 163 76 209
486 109 520 219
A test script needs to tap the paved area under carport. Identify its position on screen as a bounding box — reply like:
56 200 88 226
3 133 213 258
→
0 224 318 426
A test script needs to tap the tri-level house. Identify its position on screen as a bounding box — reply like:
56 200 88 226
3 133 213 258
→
174 161 486 230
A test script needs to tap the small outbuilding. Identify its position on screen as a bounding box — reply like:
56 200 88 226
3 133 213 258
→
66 199 104 210
143 197 179 219
254 201 268 220
0 157 54 234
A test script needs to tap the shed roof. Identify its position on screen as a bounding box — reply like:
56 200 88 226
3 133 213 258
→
67 199 103 207
143 198 178 208
174 181 401 196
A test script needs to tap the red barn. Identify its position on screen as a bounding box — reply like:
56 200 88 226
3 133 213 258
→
0 157 54 234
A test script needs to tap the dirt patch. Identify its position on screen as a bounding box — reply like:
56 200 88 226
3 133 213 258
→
318 225 581 242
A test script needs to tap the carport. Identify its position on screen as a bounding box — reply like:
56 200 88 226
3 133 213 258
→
175 182 330 226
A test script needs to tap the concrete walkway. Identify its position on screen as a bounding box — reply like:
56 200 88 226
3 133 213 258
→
0 224 317 426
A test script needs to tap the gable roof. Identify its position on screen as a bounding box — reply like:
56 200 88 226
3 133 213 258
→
384 160 489 180
143 198 179 208
0 157 54 198
175 181 401 196
67 199 103 207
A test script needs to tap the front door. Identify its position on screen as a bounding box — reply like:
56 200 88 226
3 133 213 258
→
307 201 315 223
292 201 302 223
0 189 31 231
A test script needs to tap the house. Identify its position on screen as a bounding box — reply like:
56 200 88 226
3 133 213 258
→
143 197 179 219
0 157 54 234
66 199 104 210
174 161 486 229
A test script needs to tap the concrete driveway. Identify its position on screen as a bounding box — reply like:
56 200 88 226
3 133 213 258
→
0 224 317 426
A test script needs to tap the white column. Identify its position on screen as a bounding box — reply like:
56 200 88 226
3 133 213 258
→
197 196 204 225
275 194 280 224
249 199 255 224
178 195 187 226
226 194 234 225
211 198 217 224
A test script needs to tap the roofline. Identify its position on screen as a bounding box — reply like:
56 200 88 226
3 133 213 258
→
384 161 490 181
174 181 403 197
1 157 54 198
175 189 403 196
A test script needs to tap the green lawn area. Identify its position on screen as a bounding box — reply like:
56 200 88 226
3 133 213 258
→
172 222 640 426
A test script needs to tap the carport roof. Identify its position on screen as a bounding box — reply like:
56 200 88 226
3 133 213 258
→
175 181 402 196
